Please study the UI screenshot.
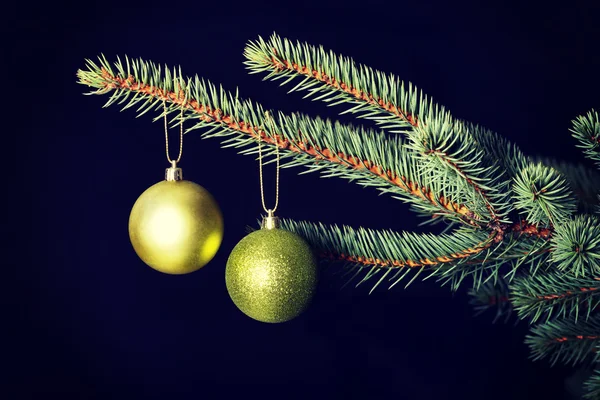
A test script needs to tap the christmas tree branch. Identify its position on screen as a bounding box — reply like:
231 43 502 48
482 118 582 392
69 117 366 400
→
585 373 600 399
466 122 530 180
244 33 515 225
405 119 513 224
272 218 555 291
534 157 600 214
437 232 552 290
77 55 491 227
571 110 600 168
77 33 600 397
77 54 569 291
584 347 600 399
549 214 600 278
511 162 578 227
243 33 421 133
468 279 514 323
526 314 600 366
275 218 497 292
511 272 600 323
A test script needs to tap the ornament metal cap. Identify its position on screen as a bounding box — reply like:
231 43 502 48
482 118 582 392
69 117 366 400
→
261 209 280 230
165 160 183 181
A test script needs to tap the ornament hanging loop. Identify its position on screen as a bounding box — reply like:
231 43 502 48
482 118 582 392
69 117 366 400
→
258 111 280 218
164 100 185 181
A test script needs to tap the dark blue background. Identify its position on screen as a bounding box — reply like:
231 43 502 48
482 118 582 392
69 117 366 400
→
8 1 600 399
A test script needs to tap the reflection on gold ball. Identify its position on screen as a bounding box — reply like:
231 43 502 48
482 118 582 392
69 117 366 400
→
128 180 223 274
225 228 318 323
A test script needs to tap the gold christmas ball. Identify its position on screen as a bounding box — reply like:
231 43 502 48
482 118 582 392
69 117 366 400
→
128 179 223 274
225 227 318 323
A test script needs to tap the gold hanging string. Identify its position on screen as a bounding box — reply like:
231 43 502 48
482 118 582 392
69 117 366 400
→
259 111 280 214
163 100 184 165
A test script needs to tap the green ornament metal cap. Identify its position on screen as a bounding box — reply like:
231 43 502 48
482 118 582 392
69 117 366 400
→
261 209 280 230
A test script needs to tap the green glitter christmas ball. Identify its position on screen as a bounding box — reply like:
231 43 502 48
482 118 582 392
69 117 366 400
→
225 227 318 323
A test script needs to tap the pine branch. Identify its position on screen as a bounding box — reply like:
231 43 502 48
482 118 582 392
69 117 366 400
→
585 371 600 399
406 119 514 224
270 218 556 291
571 110 600 169
78 54 564 289
77 51 568 288
273 218 499 292
534 156 600 214
436 230 552 290
77 55 490 227
526 314 600 367
243 33 516 225
77 34 600 398
584 347 600 399
511 271 600 323
468 122 530 180
550 214 600 278
243 32 422 133
512 162 578 227
76 53 563 294
468 278 514 323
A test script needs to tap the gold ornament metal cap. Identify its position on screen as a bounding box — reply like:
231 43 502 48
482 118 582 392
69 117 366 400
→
261 209 280 230
165 160 183 181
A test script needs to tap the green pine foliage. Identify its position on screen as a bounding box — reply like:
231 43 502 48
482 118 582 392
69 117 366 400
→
571 110 600 168
511 269 600 323
586 348 600 400
533 157 600 214
550 215 600 278
77 32 600 397
526 315 600 367
274 219 494 292
511 162 578 226
468 279 514 323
